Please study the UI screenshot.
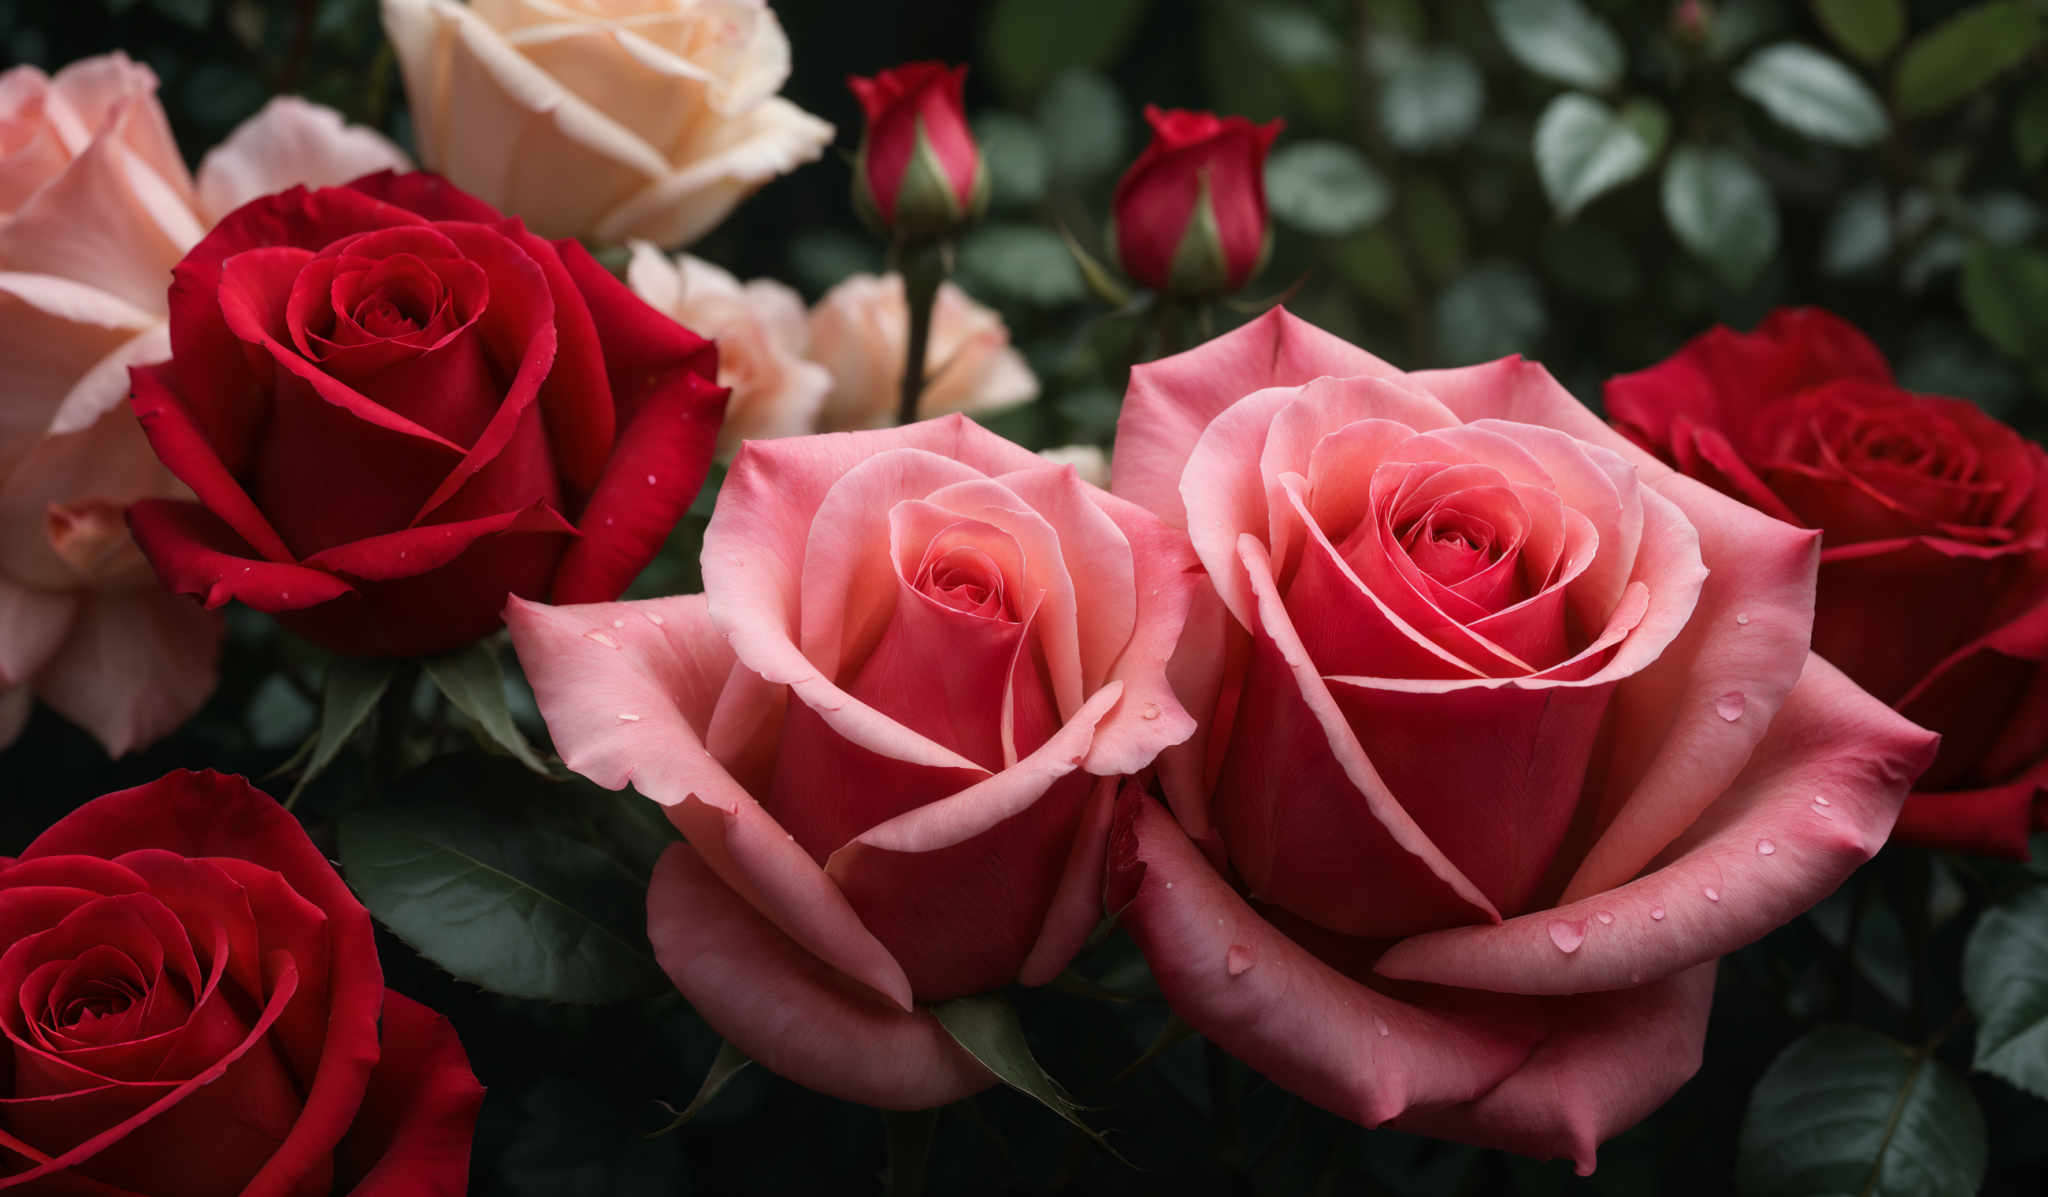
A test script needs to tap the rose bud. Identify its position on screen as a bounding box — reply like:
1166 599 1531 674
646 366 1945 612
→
1106 309 1937 1171
1111 106 1282 297
1608 307 2048 857
124 172 728 659
848 62 988 243
508 415 1199 1108
0 770 482 1192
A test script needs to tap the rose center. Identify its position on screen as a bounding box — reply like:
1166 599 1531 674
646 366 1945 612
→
1397 506 1498 587
913 543 1014 620
51 977 141 1029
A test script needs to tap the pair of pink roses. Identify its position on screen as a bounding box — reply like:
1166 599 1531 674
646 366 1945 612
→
508 309 1936 1170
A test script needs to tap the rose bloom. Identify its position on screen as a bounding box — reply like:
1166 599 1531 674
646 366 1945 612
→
1608 309 2048 857
381 0 834 248
808 273 1037 433
1107 310 1937 1170
0 770 482 1193
0 55 405 750
125 171 728 659
508 415 1198 1106
1112 106 1281 297
625 243 829 460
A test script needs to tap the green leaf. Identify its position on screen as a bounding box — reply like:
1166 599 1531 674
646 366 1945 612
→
1434 262 1547 366
1486 0 1625 91
2015 83 2048 172
973 113 1048 210
1964 890 2048 1098
982 0 1150 98
1379 46 1485 152
1056 225 1133 308
930 995 1110 1149
1821 182 1892 276
957 224 1086 306
1035 71 1127 183
338 757 670 1003
1532 93 1657 220
1265 141 1391 237
290 657 397 802
421 640 550 773
1737 1027 1987 1197
1336 227 1419 311
1735 43 1889 146
1892 2 2043 119
1961 241 2048 361
147 0 213 28
1661 145 1780 289
651 1040 752 1135
1812 0 1905 64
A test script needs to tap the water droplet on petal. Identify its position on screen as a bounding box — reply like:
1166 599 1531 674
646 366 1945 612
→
1163 881 1174 890
617 713 641 723
1756 839 1776 856
647 613 665 627
1650 906 1666 921
1596 910 1614 925
611 619 626 629
1813 794 1831 806
1629 972 1642 984
1225 944 1256 976
1139 702 1161 720
605 517 614 526
1374 1016 1391 1038
1702 886 1721 902
1548 920 1586 954
398 550 407 559
1734 612 1751 626
281 591 291 601
646 474 658 485
1714 692 1746 721
584 630 621 649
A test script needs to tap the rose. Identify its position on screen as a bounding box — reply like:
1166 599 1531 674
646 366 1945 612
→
381 0 834 248
1607 308 2048 857
1106 310 1937 1170
625 243 830 460
807 273 1037 433
1111 106 1281 297
124 171 728 659
0 769 482 1193
0 56 407 750
848 63 987 242
507 414 1199 1107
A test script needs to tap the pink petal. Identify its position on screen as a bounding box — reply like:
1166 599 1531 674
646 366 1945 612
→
0 274 159 471
1375 655 1938 994
1018 777 1120 985
34 587 220 757
0 575 76 687
1072 484 1202 776
194 97 410 225
646 844 993 1109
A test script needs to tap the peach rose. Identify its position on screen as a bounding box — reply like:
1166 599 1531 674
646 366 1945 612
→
808 273 1038 433
0 55 407 751
381 0 835 248
626 243 829 459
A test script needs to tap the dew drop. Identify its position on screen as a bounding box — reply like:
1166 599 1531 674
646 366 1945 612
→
645 474 658 485
1702 885 1721 902
617 712 641 723
1139 702 1161 720
1649 906 1666 921
646 613 665 627
1812 794 1831 806
1714 691 1746 721
281 591 290 601
1164 881 1174 890
1547 920 1586 954
584 630 621 649
1629 972 1642 984
398 550 407 560
605 517 614 526
1596 910 1614 925
1374 1016 1391 1038
1225 944 1256 976
1756 839 1776 856
1734 612 1751 626
611 618 626 629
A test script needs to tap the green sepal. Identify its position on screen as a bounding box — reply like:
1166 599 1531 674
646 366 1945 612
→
1165 174 1235 298
650 1040 752 1136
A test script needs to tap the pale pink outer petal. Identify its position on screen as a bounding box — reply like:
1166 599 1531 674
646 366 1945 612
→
1111 788 1536 1128
1375 655 1939 995
0 685 28 747
0 575 76 687
34 586 221 757
646 844 994 1110
194 97 412 224
1112 306 1401 530
504 594 917 1012
1391 962 1718 1176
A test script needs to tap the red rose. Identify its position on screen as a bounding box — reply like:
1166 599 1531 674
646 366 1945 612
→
1608 308 2048 857
1112 106 1282 297
848 63 987 242
0 770 482 1193
125 171 727 658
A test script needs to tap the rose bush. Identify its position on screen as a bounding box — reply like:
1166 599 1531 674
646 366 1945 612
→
807 273 1036 433
0 769 481 1193
125 171 728 659
1107 309 1938 1170
381 0 834 248
1607 308 2048 857
0 54 404 749
507 414 1198 1107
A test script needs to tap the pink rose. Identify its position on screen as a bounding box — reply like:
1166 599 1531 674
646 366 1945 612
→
1106 310 1938 1170
0 55 405 750
807 274 1038 433
507 415 1198 1108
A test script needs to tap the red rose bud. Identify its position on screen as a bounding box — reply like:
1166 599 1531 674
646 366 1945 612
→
1112 106 1283 297
849 62 988 242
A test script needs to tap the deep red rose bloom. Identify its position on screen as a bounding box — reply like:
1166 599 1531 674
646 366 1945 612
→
848 62 986 241
1608 308 2048 856
0 770 482 1193
1112 106 1282 297
125 171 727 658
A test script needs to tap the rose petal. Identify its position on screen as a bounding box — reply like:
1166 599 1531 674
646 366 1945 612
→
194 97 410 225
32 587 220 758
332 991 483 1197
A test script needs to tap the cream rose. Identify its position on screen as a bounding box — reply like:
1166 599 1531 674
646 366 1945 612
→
0 54 407 752
626 243 829 459
382 0 835 247
808 273 1039 433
